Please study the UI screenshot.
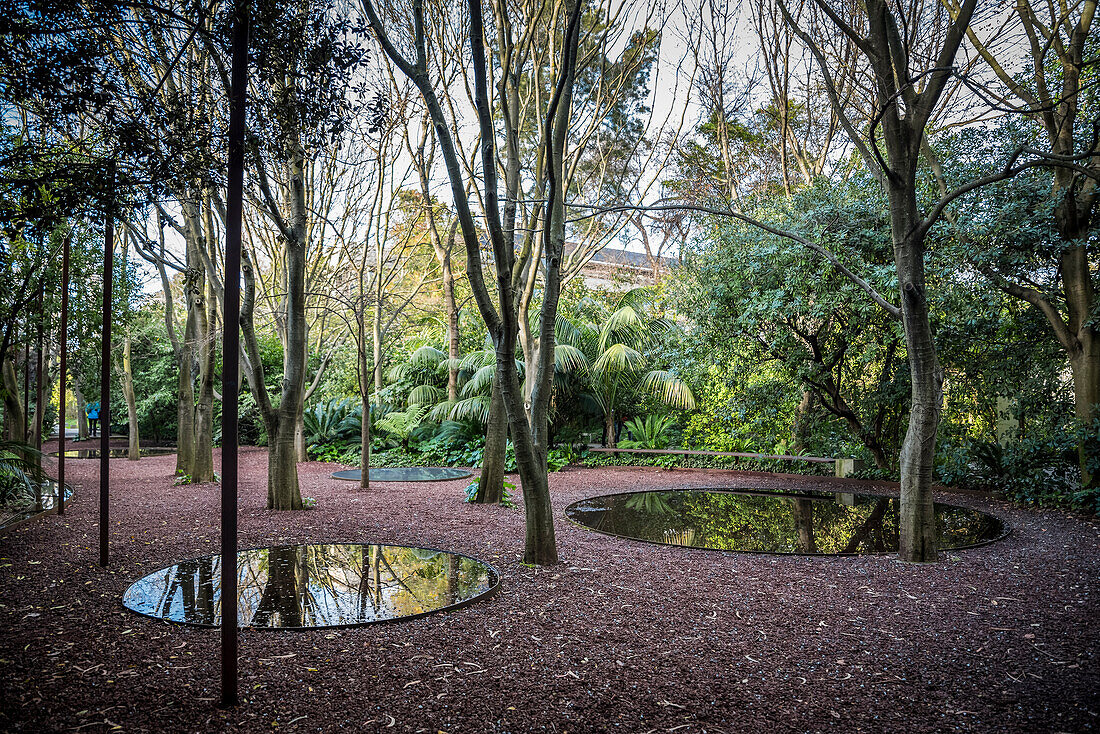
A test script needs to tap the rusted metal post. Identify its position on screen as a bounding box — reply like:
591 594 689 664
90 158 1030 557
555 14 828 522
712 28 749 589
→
100 196 113 568
33 284 44 512
221 0 249 707
58 233 70 514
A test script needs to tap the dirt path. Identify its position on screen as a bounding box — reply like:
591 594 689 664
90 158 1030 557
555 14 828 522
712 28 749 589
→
1 445 1097 732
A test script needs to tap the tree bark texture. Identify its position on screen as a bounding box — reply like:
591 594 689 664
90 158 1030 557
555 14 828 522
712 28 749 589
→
2 354 25 443
475 372 507 504
120 334 141 460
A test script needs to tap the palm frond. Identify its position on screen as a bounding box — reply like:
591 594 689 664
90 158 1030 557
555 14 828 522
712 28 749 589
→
409 345 447 369
555 314 584 348
615 286 656 313
459 349 495 372
407 384 445 407
386 362 412 383
461 364 496 397
641 370 696 409
599 305 646 352
447 396 491 423
553 343 589 374
593 342 644 375
427 401 456 423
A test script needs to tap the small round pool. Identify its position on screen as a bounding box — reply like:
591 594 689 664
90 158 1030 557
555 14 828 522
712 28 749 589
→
331 467 473 483
122 542 499 628
565 489 1007 555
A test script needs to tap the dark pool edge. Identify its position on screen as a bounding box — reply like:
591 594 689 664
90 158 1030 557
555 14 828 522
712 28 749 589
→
561 487 1012 558
118 540 502 631
0 482 76 535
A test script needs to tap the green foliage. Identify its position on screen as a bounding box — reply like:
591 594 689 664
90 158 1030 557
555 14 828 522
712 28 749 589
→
619 414 676 449
464 479 517 509
578 447 832 476
304 398 359 445
0 439 41 510
936 421 1097 512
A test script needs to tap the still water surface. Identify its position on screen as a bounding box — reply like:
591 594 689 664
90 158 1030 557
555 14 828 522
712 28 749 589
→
565 489 1006 554
123 543 499 628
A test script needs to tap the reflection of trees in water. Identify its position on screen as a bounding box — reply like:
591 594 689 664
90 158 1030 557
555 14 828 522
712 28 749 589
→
127 544 493 627
244 544 488 626
679 493 904 553
577 491 999 554
150 555 218 625
251 545 307 627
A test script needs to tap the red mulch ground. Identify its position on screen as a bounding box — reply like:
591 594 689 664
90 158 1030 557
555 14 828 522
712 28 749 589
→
1 442 1098 733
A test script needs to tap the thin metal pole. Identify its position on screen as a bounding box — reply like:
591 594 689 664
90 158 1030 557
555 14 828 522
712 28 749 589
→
34 284 44 512
58 233 70 515
100 202 113 568
23 338 29 443
221 0 248 708
35 284 44 451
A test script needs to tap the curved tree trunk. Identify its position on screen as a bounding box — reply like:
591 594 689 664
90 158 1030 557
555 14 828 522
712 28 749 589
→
475 373 507 503
175 329 196 476
892 196 941 564
2 354 26 442
191 282 216 483
1069 335 1100 485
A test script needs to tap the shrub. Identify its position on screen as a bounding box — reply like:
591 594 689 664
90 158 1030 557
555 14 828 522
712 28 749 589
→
935 423 1095 513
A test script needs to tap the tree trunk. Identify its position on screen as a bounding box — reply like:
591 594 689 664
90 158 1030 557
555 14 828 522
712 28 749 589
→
789 390 813 454
268 414 302 509
295 414 308 462
372 297 384 395
358 311 371 491
891 193 941 563
604 408 616 449
790 498 816 553
475 372 507 504
359 399 371 490
2 354 25 443
267 145 310 510
444 259 461 402
1069 332 1100 486
73 377 88 440
191 282 216 482
175 268 200 477
120 334 141 460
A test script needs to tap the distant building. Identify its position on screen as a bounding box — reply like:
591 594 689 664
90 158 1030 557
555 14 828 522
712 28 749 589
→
566 244 677 289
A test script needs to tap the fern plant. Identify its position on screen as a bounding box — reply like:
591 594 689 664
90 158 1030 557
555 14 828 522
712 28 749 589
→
619 414 676 450
375 404 432 452
303 398 360 445
0 439 42 510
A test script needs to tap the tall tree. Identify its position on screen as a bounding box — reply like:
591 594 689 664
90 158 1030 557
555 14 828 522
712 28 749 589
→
936 0 1099 484
363 0 588 564
239 0 369 509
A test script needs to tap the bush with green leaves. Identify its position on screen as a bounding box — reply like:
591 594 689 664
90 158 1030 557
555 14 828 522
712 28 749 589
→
0 440 42 511
619 414 676 449
936 421 1097 512
464 479 516 508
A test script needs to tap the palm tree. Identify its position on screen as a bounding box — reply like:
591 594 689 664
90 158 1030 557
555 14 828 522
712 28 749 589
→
559 290 695 447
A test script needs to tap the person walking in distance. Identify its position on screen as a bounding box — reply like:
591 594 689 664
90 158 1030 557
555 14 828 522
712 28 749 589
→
86 400 100 437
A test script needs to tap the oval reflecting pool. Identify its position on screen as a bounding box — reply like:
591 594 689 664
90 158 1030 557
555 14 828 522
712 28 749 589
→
51 447 176 459
565 489 1007 555
332 467 473 483
122 543 499 628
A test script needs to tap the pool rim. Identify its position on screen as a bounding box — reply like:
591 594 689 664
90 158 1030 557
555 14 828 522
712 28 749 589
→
563 486 1012 557
119 540 502 631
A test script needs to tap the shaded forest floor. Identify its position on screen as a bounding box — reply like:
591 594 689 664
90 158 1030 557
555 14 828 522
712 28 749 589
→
1 443 1098 733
